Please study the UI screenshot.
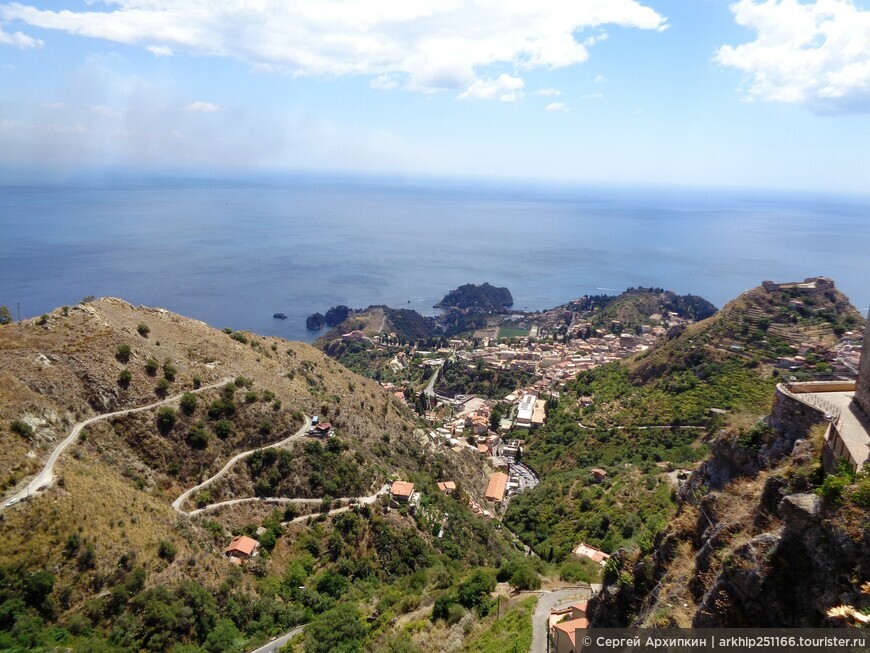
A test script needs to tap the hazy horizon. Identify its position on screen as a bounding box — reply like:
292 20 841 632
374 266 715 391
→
1 1 869 194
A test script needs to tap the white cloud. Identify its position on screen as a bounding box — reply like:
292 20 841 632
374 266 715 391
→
147 44 172 56
716 0 870 113
185 101 222 113
0 24 42 48
594 74 606 83
545 102 568 111
0 0 666 92
458 74 524 102
0 55 454 176
533 88 561 96
370 74 399 90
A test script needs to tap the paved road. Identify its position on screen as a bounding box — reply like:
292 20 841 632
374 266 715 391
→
1 377 234 511
248 625 305 653
423 359 445 398
529 587 593 653
173 416 313 513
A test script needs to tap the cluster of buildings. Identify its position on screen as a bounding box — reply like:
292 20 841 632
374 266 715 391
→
447 312 691 393
548 600 589 653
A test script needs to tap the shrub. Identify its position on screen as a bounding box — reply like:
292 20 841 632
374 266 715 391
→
192 376 202 389
145 357 159 376
432 593 456 621
230 332 249 345
118 369 132 387
76 543 97 571
157 540 176 562
208 398 236 419
559 559 598 584
115 344 132 363
258 421 273 436
180 392 197 415
187 423 210 449
155 378 171 397
10 420 33 439
509 564 541 591
245 391 258 404
136 323 150 337
162 359 177 381
156 407 177 434
214 419 233 439
850 475 870 509
457 570 496 609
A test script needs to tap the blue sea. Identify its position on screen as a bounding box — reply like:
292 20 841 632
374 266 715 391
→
1 175 868 343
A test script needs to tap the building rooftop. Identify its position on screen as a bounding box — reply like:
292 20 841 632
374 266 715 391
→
485 472 509 502
225 535 259 557
391 481 415 498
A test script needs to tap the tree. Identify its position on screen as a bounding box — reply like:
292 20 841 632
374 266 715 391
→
0 305 11 325
25 571 55 610
145 357 159 376
204 618 242 653
509 564 541 591
305 604 369 653
137 323 151 337
118 369 133 387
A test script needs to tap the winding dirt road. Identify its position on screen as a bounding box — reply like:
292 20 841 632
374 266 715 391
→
1 377 234 511
172 416 312 513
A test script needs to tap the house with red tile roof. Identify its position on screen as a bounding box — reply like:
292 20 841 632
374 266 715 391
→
549 601 589 653
484 472 509 503
572 542 610 565
437 481 456 495
225 535 259 563
390 481 415 502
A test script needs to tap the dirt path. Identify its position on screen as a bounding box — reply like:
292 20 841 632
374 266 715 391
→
172 416 313 513
1 377 234 511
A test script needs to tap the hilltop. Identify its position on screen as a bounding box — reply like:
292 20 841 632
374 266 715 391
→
0 299 526 652
504 278 867 628
559 288 717 333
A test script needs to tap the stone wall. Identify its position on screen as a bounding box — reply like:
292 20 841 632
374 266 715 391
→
767 385 827 458
855 313 870 417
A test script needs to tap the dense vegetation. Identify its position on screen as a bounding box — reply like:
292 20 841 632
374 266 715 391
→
435 359 533 399
434 283 513 312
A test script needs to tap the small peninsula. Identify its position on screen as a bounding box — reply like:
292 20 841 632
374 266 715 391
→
434 282 513 312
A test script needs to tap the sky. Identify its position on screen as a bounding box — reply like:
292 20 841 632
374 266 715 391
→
1 0 869 193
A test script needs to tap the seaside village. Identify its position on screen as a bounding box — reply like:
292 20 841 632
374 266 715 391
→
222 282 870 653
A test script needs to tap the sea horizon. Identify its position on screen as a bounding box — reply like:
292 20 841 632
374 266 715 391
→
2 173 868 343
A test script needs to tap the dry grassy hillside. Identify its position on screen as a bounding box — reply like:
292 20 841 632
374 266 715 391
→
0 298 499 615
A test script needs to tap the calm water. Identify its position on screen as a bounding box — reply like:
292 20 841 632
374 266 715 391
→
1 176 868 343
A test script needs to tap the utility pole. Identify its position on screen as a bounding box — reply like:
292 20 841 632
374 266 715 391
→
16 303 21 323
